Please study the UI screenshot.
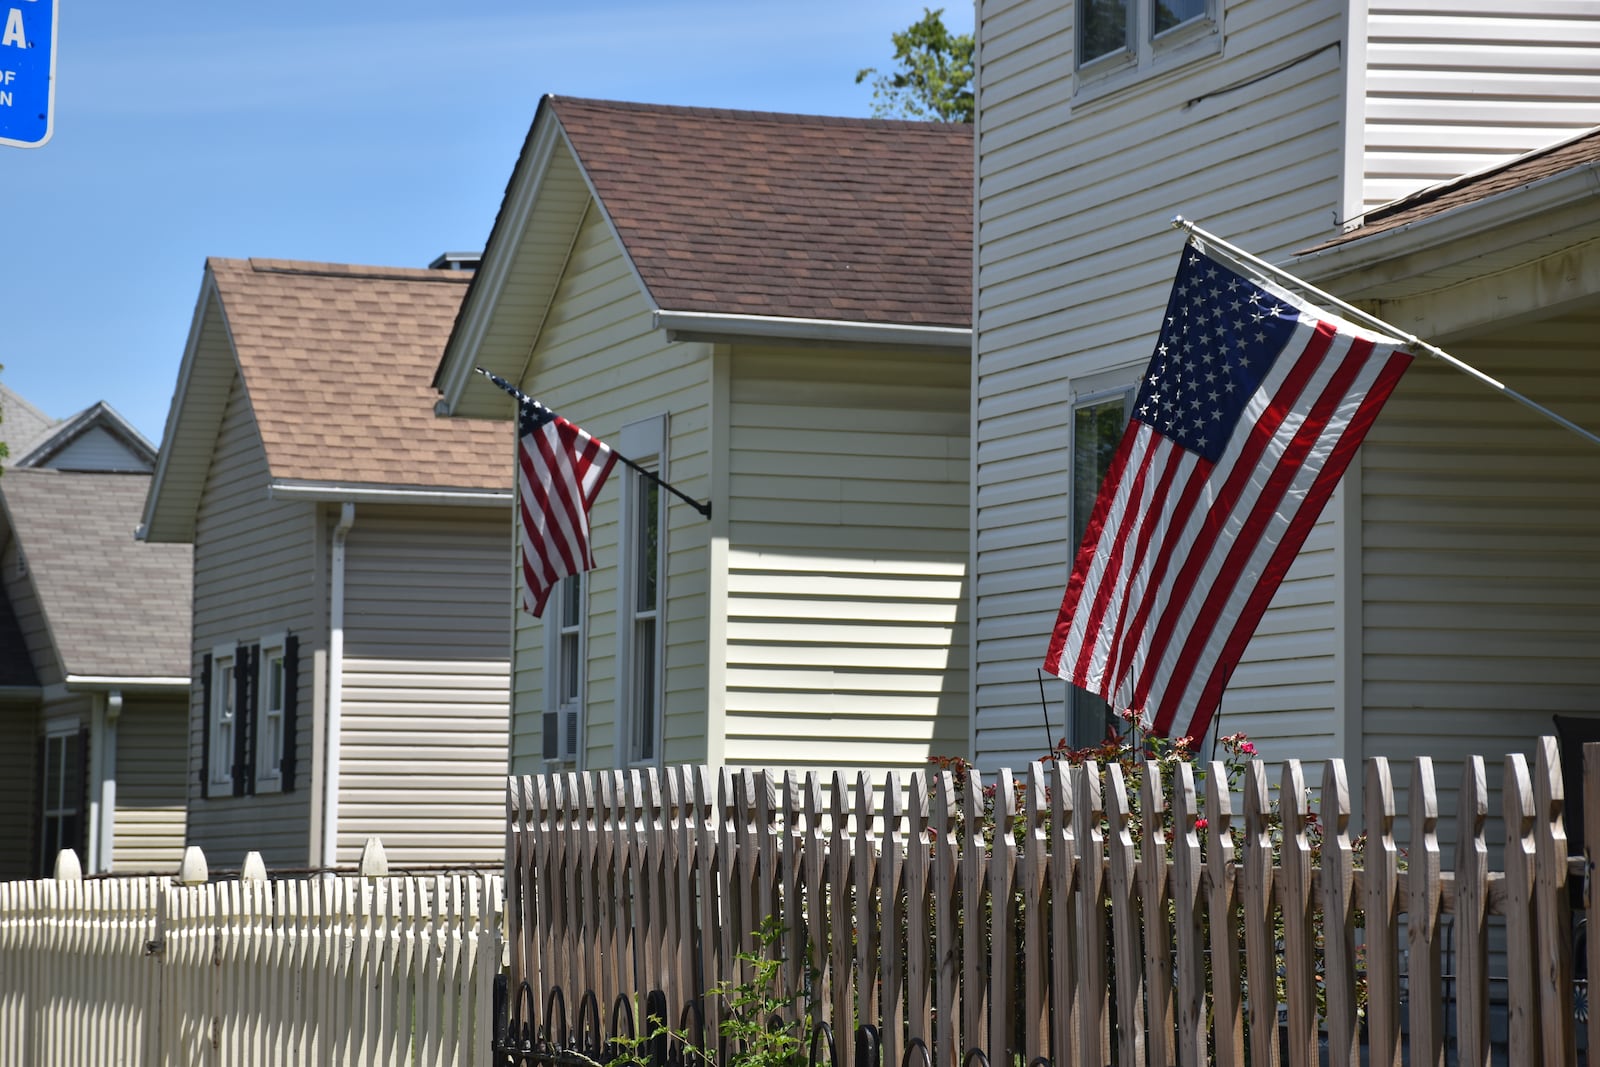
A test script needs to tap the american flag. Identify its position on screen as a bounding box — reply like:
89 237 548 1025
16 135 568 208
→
1043 242 1412 741
484 372 618 617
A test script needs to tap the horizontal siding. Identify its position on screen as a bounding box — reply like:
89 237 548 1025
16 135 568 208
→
0 700 38 880
1363 3 1600 210
1359 315 1600 857
186 373 318 868
42 426 152 473
724 347 969 776
338 658 508 867
112 697 187 873
973 0 1348 769
507 203 712 774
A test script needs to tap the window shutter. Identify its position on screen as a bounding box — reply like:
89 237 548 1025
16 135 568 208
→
542 711 559 762
232 642 249 798
281 634 299 792
243 644 259 796
199 653 212 796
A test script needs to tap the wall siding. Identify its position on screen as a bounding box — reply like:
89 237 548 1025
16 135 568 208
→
42 427 151 473
1362 1 1600 211
1359 317 1600 856
336 508 510 867
722 347 970 775
186 374 319 867
111 697 187 872
0 699 38 880
973 0 1349 769
507 203 712 775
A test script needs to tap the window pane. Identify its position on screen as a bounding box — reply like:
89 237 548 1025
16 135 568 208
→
561 575 581 625
636 478 659 613
1072 398 1128 544
1080 0 1131 63
560 632 580 703
1154 0 1205 33
634 618 656 760
59 733 82 809
266 655 284 711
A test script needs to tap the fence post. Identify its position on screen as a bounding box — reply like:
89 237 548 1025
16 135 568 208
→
179 846 209 886
358 838 388 880
52 849 82 881
240 851 267 883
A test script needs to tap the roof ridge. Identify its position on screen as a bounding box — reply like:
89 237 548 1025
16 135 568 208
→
548 94 972 132
242 259 473 283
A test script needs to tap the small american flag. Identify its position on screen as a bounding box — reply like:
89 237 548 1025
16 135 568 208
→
1043 242 1412 741
484 372 618 617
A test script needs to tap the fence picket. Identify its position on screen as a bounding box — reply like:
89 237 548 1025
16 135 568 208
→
830 771 856 1067
1279 760 1316 1067
880 772 907 1067
1106 762 1145 1067
1074 761 1110 1067
1170 762 1206 1067
931 769 958 1067
988 767 1017 1067
1364 757 1402 1067
1533 737 1576 1064
1019 763 1049 1066
1454 756 1491 1067
1408 757 1445 1067
960 766 988 1063
1140 762 1175 1067
1049 761 1079 1067
904 773 933 1058
1319 759 1358 1067
854 772 882 1059
1588 743 1600 1064
1503 753 1542 1064
1205 764 1243 1067
1241 761 1279 1067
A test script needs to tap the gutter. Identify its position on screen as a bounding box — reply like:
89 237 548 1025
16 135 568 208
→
320 502 356 871
651 309 971 349
269 481 511 507
63 675 188 692
1285 160 1600 282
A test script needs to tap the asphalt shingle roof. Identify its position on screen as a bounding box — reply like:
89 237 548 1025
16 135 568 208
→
2 470 191 679
549 97 974 329
210 259 510 489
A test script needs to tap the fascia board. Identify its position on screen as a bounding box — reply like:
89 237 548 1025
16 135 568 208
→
653 310 971 349
140 270 226 542
436 108 565 417
267 481 511 507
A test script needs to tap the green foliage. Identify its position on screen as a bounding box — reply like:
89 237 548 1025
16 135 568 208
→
855 8 974 123
0 363 8 473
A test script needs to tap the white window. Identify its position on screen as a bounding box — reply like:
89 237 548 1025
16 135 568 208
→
543 575 585 763
208 647 236 796
618 415 666 766
39 725 83 874
255 635 287 792
1068 383 1135 746
1077 0 1220 97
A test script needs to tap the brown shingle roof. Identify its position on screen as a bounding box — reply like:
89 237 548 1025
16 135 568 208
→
210 259 510 489
2 470 191 679
550 97 973 329
1305 127 1600 253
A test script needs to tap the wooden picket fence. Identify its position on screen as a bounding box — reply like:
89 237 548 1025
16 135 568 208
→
0 839 503 1067
507 737 1597 1067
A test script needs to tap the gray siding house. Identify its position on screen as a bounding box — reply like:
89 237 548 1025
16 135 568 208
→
141 258 514 870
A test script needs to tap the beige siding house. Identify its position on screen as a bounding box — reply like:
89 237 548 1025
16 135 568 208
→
435 98 972 778
971 0 1600 826
141 259 513 870
0 394 191 878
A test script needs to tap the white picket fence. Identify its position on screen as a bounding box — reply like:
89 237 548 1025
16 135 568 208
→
0 840 503 1067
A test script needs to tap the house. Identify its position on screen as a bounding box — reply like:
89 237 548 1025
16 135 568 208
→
433 97 972 777
140 258 514 870
969 0 1600 820
0 390 191 878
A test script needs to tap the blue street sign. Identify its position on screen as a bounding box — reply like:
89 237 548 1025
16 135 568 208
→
0 0 56 148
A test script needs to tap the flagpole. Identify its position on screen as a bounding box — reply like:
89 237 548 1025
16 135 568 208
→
1171 215 1600 450
475 367 713 518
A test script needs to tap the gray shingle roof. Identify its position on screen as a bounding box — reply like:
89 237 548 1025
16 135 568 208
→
1 470 191 679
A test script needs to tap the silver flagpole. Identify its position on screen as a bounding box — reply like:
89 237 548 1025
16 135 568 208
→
1172 215 1600 450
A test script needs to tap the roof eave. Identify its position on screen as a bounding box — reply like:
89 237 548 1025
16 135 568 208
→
267 480 512 507
62 675 189 693
1285 161 1600 287
652 309 971 350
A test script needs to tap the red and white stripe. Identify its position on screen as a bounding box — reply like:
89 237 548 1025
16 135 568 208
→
1044 310 1411 742
518 415 617 617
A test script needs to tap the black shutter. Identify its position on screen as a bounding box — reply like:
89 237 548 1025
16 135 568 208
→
281 634 299 792
199 654 212 796
232 643 249 797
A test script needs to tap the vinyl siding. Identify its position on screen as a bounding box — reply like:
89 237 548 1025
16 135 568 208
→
722 346 970 775
507 203 712 774
41 427 152 473
1361 2 1600 212
1358 315 1600 857
973 0 1349 769
336 508 510 867
0 699 38 880
111 697 187 872
186 373 319 867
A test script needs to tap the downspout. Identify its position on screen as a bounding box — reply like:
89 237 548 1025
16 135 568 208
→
320 502 356 871
87 695 104 872
99 691 121 873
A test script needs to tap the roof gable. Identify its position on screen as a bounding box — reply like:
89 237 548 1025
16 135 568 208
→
436 97 974 417
144 258 512 542
16 400 156 472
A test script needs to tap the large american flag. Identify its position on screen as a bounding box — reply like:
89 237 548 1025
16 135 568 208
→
1043 242 1413 741
484 372 618 617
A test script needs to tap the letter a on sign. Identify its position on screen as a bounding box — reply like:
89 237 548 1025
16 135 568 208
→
0 0 58 148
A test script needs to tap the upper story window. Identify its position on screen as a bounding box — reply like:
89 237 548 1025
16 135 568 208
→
1077 0 1220 97
618 415 667 767
543 574 586 763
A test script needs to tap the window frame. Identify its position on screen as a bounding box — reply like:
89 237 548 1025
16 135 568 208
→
1074 0 1222 101
254 633 287 793
207 644 237 797
543 574 587 764
1066 376 1138 748
617 414 667 768
39 723 84 874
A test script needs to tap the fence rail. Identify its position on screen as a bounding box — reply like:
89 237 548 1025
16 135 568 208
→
505 737 1597 1067
0 840 503 1067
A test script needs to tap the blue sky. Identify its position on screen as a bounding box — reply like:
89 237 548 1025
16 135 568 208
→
2 1 973 444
